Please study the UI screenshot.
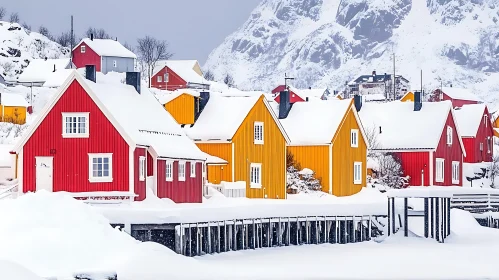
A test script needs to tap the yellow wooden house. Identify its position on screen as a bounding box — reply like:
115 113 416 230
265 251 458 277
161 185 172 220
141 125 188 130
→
184 94 290 199
158 89 203 125
400 91 414 102
0 92 28 125
278 98 367 196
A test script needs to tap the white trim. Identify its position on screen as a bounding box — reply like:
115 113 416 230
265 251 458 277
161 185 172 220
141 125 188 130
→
88 153 113 183
129 146 134 200
178 161 186 181
165 161 173 182
435 158 444 183
446 126 453 145
353 162 362 185
231 142 235 182
153 154 158 195
13 71 136 153
81 45 86 53
157 75 163 83
328 143 333 194
190 161 196 178
62 112 89 138
429 152 434 186
254 121 264 145
138 156 145 181
18 148 23 196
447 106 467 158
452 161 460 184
262 98 291 144
350 129 359 148
250 163 262 189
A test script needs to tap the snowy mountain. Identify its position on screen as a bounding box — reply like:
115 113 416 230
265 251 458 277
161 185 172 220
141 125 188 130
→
0 21 69 81
205 0 499 108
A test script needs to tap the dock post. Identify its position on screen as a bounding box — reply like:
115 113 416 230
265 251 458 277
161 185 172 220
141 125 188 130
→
435 198 440 242
391 198 396 234
207 224 212 254
404 198 408 237
424 198 429 238
387 198 391 236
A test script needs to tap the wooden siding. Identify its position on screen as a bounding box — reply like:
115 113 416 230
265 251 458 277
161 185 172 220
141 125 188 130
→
196 143 232 183
1 106 26 124
157 160 202 203
134 147 146 201
288 145 330 193
433 112 464 186
394 152 430 186
147 150 153 177
151 66 188 91
332 107 366 196
22 80 129 193
72 42 101 72
164 93 196 125
463 107 493 163
400 92 414 102
232 96 287 199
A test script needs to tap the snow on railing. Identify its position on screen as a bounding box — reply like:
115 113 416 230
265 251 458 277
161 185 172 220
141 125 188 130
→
411 187 499 213
0 180 19 200
211 181 246 198
69 191 137 204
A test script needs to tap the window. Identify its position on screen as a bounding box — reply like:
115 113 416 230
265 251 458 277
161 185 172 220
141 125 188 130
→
250 163 262 188
446 126 453 145
354 162 362 184
487 137 491 154
254 122 264 144
62 112 89 138
484 115 488 127
178 161 186 181
165 161 173 182
190 161 196 178
436 158 445 183
351 129 359 148
139 156 145 181
88 154 112 182
81 45 86 53
452 161 460 184
113 60 117 68
164 73 169 82
157 75 163 83
480 142 484 151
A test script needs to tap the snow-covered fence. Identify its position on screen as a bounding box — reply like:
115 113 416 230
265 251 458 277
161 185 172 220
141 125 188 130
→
69 191 137 204
0 180 18 200
211 181 246 198
450 190 499 213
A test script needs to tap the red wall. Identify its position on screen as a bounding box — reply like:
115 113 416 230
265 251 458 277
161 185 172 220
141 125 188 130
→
72 42 101 72
394 152 430 186
134 147 146 201
463 107 493 163
272 85 305 104
157 160 202 203
433 112 464 186
23 80 129 193
147 151 154 177
151 67 187 91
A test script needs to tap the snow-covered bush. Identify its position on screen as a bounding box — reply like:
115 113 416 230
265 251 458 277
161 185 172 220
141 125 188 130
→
286 151 321 193
373 153 409 189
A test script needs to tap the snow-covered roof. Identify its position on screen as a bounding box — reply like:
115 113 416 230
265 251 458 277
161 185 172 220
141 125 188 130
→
14 71 206 160
454 104 487 137
42 69 75 88
441 87 482 102
153 60 207 84
203 152 228 165
280 99 354 144
0 92 29 107
156 89 200 105
75 38 137 59
17 59 71 83
184 95 261 141
359 101 465 152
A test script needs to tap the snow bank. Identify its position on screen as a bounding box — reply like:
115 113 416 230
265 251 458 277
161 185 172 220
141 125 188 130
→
0 260 44 280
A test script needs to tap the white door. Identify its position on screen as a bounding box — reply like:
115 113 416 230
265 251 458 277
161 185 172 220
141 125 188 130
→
146 176 154 194
36 157 53 192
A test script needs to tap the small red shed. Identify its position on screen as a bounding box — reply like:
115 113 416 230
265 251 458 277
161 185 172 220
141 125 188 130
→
358 96 466 187
272 85 329 103
12 69 206 203
150 60 209 91
454 104 494 163
430 87 482 108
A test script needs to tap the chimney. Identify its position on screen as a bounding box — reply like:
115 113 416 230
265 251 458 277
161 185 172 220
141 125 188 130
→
53 64 56 72
306 97 309 102
90 33 94 41
414 91 422 111
278 90 292 119
85 65 96 83
309 86 312 90
379 126 382 134
115 37 118 41
372 70 376 76
354 94 362 112
126 72 141 94
44 57 47 61
450 84 452 88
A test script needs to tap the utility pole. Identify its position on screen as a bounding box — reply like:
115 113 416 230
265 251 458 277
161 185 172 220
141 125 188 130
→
392 50 396 101
284 73 295 91
70 15 74 67
420 69 423 98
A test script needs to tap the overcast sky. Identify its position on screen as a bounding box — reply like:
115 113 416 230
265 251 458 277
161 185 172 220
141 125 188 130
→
1 0 260 64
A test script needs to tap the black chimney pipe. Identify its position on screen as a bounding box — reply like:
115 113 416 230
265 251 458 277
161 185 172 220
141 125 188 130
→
278 90 291 119
414 91 422 111
85 65 96 83
53 64 56 72
126 72 141 94
90 33 94 41
354 94 362 112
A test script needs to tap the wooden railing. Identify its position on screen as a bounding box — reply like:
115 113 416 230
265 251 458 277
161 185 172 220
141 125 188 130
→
449 189 499 213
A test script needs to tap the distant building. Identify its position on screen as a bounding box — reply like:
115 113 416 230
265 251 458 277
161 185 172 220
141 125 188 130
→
17 58 73 86
151 60 209 91
271 85 330 103
0 74 5 86
429 86 482 108
72 35 136 74
347 71 410 100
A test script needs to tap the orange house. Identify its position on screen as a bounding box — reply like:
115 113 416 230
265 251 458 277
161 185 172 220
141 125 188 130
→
400 91 414 102
277 97 367 196
158 89 203 125
184 94 290 199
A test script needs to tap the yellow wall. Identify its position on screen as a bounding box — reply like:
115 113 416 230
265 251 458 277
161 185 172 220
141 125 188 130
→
331 107 367 196
400 92 414 102
164 93 196 125
232 96 287 199
196 143 232 183
287 145 330 193
1 106 26 125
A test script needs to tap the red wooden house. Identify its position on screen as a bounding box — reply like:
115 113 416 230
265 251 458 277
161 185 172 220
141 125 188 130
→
272 85 329 103
150 60 209 91
455 104 494 163
358 95 466 186
12 67 206 203
430 87 482 108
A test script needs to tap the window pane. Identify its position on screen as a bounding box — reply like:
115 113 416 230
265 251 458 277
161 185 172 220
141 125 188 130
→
103 170 109 177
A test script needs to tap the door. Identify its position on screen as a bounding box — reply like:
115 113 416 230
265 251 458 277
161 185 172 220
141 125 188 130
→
35 157 53 192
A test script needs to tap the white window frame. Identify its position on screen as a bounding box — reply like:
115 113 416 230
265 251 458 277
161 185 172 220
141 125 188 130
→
436 158 445 183
157 75 163 83
353 162 362 184
487 136 491 154
254 122 264 145
81 45 86 53
178 161 186 181
484 115 488 127
446 126 453 145
139 156 146 181
164 73 169 82
452 161 460 184
190 161 196 178
88 153 113 183
165 161 173 182
250 163 262 188
62 112 89 138
351 129 359 148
